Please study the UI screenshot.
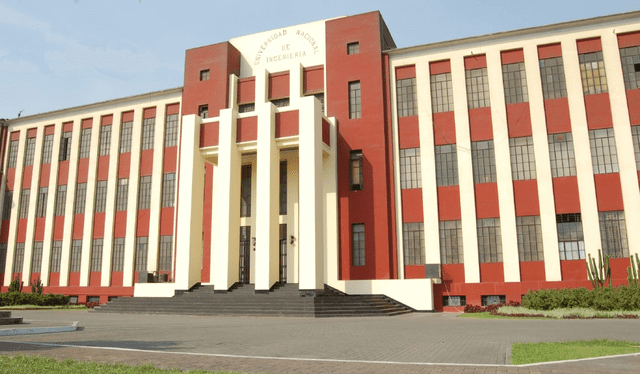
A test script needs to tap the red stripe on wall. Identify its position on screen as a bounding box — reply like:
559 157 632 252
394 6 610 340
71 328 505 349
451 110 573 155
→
506 102 532 137
163 147 177 173
584 93 613 129
469 107 493 141
437 186 461 221
513 179 540 216
398 116 420 149
594 173 624 211
577 37 602 54
538 43 562 59
143 107 156 119
121 111 134 123
433 112 456 145
480 262 504 283
72 214 84 239
501 49 524 64
136 210 150 237
275 110 299 138
166 103 180 115
475 183 500 218
93 212 105 238
395 65 416 80
81 118 93 129
76 158 89 183
464 54 487 70
200 122 219 147
553 176 581 214
139 150 154 176
101 114 113 126
618 31 640 48
430 60 451 75
97 156 109 181
627 90 640 125
401 189 423 222
545 98 572 134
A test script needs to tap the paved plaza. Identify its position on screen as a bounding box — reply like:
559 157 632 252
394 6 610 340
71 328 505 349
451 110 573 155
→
1 310 639 373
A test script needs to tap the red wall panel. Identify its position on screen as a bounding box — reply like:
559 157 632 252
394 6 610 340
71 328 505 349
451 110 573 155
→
430 60 451 75
200 122 219 147
398 116 420 149
101 114 113 126
93 212 105 238
121 111 134 123
395 65 416 80
96 156 109 181
113 211 127 237
10 131 20 141
81 118 93 129
44 125 55 135
442 263 465 283
480 262 504 283
464 54 487 70
143 107 156 119
0 221 10 243
553 176 581 214
136 210 150 236
594 173 624 211
89 272 101 287
475 183 500 218
501 49 524 64
111 272 123 287
39 164 50 187
76 159 89 183
469 107 493 141
437 186 461 221
520 261 545 282
544 98 572 134
118 153 130 178
269 72 290 99
433 112 456 145
34 218 45 241
166 103 180 115
401 189 423 223
202 163 213 283
627 90 640 125
618 31 640 48
577 37 602 54
404 265 425 279
275 110 299 138
303 65 324 94
513 179 540 216
506 102 532 137
160 207 174 235
27 128 37 138
48 272 60 287
63 122 74 132
237 77 255 104
322 118 330 146
163 147 177 173
68 272 80 287
561 260 586 281
53 216 65 240
584 93 613 129
236 117 257 142
538 43 562 59
72 215 84 239
15 220 26 242
21 165 32 189
139 149 154 176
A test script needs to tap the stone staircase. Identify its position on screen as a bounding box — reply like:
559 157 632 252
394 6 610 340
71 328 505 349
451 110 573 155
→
0 311 23 325
92 283 413 317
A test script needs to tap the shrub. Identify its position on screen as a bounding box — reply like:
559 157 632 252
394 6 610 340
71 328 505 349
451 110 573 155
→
522 286 640 311
0 292 69 307
464 300 521 313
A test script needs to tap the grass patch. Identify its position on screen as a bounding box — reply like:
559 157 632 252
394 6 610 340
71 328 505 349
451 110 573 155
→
497 306 639 319
0 355 244 374
0 305 87 310
511 339 640 365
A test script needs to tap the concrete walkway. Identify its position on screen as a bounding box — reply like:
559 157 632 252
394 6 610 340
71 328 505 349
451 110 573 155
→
0 310 639 373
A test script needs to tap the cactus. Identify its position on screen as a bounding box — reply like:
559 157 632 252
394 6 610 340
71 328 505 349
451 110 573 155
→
30 278 43 294
628 253 640 288
587 249 611 288
8 278 23 293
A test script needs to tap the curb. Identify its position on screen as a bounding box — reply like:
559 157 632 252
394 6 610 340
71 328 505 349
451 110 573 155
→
0 321 78 336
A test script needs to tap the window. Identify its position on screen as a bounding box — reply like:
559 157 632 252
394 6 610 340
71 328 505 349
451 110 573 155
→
200 69 210 81
399 148 421 189
87 296 100 303
135 237 148 272
599 211 629 258
99 125 111 156
557 213 585 260
55 185 67 216
509 136 536 180
0 243 7 273
482 295 506 306
164 113 179 147
91 239 103 272
539 57 567 100
13 243 24 273
579 51 608 95
141 118 155 150
112 238 125 272
347 42 359 55
68 296 79 304
50 241 62 273
502 62 528 104
138 176 152 210
119 121 133 153
279 161 287 215
403 222 425 265
633 126 640 170
18 189 30 219
162 173 176 208
6 140 18 169
94 181 108 213
396 77 417 117
589 128 619 174
349 81 361 119
620 46 640 90
443 296 466 307
31 241 43 273
59 131 72 161
70 240 82 272
440 220 463 264
41 134 54 164
79 128 92 159
116 178 128 211
350 151 363 190
238 103 255 113
74 183 87 214
431 72 454 113
548 132 577 177
435 144 458 187
465 67 490 109
159 235 173 272
271 98 289 107
2 190 12 220
240 165 252 217
352 224 365 266
198 105 209 119
477 218 502 263
36 187 48 218
24 137 36 166
516 216 544 261
471 140 496 183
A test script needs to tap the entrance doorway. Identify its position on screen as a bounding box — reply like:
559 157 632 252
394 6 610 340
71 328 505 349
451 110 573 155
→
279 224 287 283
239 226 251 284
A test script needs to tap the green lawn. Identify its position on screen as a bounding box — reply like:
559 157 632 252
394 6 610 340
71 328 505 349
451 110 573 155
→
511 339 640 365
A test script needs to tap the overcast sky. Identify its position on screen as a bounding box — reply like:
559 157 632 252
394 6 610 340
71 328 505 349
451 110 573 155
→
2 0 639 119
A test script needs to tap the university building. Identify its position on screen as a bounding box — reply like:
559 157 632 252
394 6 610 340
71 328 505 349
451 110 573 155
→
1 11 640 311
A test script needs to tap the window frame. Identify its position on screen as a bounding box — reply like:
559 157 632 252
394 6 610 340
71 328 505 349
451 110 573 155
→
351 223 365 267
350 150 363 191
348 81 361 119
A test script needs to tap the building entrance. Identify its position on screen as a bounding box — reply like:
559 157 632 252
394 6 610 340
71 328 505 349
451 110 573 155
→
239 226 251 284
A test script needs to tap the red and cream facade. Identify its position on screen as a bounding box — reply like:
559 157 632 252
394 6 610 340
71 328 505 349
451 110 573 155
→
1 11 640 311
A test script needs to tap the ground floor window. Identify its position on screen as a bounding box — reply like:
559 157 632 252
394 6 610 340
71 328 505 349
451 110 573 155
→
481 295 505 306
557 213 585 260
352 224 365 266
599 211 629 258
443 296 466 307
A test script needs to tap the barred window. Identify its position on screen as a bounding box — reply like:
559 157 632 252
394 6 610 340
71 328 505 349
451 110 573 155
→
19 189 30 219
0 243 6 273
271 98 289 108
59 131 72 161
119 121 133 153
509 136 536 180
471 140 496 183
31 241 43 273
2 190 12 220
135 237 148 272
477 218 502 263
116 178 128 211
589 128 619 174
349 81 361 119
440 220 464 264
6 140 18 169
548 132 577 177
199 69 209 81
24 137 36 166
74 183 87 215
482 295 506 306
557 213 585 260
99 125 111 156
435 144 458 187
238 103 255 113
55 185 67 216
79 128 92 159
502 62 528 104
36 187 48 218
112 238 125 272
579 51 608 95
41 134 54 164
443 296 466 307
465 67 490 109
50 241 62 273
279 162 287 215
94 180 108 213
631 126 640 170
13 243 25 273
91 239 103 272
352 224 365 266
164 113 179 147
431 72 454 113
70 240 82 272
599 211 629 258
240 165 252 217
199 104 209 118
399 148 422 189
403 222 425 265
162 173 176 208
138 176 152 210
516 216 544 262
620 46 640 90
396 77 417 117
347 42 359 55
141 118 155 150
159 235 173 272
539 57 567 100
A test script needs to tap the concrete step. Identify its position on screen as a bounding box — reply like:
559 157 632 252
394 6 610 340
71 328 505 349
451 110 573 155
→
0 317 23 325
